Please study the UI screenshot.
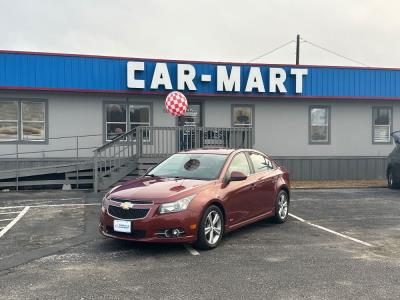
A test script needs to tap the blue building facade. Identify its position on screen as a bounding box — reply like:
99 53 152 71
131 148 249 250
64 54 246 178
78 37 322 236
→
1 50 400 99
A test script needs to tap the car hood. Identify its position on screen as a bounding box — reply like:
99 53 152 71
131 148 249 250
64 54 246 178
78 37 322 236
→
109 176 213 203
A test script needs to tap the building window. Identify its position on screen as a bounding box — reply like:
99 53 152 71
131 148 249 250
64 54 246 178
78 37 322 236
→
0 101 18 141
21 102 45 141
232 105 253 127
309 106 330 144
0 100 46 142
105 103 151 141
106 104 127 141
372 107 392 143
130 104 151 141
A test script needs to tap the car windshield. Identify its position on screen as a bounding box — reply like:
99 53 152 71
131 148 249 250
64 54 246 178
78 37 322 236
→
147 153 228 180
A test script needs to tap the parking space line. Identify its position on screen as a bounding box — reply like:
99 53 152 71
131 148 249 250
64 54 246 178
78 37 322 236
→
289 213 373 247
0 218 15 222
0 211 21 215
0 206 30 239
184 244 200 256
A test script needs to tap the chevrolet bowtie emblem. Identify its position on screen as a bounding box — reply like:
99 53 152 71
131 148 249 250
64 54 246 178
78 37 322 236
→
120 202 134 210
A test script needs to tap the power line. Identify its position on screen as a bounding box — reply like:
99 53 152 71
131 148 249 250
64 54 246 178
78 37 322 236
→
247 40 295 63
301 38 369 67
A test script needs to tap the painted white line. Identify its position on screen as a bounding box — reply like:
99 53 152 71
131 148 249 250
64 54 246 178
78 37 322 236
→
0 203 99 210
0 218 15 222
289 213 373 247
0 211 21 215
184 244 200 256
0 206 30 238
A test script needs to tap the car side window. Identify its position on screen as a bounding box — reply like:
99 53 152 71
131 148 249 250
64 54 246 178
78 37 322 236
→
227 153 251 176
249 152 274 173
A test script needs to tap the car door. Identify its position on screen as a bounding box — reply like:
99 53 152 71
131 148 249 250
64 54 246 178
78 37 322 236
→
247 152 278 215
391 132 400 179
393 145 400 179
222 152 258 226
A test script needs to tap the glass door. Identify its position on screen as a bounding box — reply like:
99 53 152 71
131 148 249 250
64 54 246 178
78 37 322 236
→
177 103 202 150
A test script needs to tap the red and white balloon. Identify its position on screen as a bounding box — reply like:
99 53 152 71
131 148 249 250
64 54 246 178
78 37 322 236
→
165 91 188 117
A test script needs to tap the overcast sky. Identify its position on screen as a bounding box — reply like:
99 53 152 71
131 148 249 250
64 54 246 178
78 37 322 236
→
0 0 399 67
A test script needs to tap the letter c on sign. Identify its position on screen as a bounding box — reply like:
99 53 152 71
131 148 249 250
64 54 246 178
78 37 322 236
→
127 61 145 89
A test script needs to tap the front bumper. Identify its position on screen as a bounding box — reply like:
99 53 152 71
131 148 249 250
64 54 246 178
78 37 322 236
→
99 206 198 243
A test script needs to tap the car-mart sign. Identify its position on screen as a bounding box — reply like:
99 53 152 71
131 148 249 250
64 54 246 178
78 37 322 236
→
2 51 400 99
127 61 308 95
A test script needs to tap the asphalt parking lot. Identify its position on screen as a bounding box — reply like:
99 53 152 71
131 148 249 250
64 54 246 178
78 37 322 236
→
0 188 399 299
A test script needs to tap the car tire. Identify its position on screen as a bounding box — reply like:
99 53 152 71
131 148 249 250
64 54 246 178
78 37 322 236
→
195 205 224 250
273 190 289 223
388 168 400 189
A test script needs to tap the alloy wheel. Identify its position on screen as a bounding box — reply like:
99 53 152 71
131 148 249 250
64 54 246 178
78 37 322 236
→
204 210 222 245
278 193 288 220
388 171 393 187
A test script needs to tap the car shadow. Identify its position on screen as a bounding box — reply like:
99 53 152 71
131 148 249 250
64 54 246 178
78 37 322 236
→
96 217 289 255
98 237 189 256
221 217 285 243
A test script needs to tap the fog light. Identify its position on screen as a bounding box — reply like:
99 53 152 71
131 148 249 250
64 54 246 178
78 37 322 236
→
155 228 185 238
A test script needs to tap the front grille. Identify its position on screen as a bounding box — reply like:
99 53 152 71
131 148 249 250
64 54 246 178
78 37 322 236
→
108 205 150 220
106 226 146 238
111 198 153 205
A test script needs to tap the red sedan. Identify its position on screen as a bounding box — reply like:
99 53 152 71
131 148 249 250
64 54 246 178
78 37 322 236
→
99 149 290 249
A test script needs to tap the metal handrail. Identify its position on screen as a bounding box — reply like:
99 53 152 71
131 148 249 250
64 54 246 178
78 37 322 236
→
0 146 99 158
0 133 104 144
93 128 138 192
0 132 104 191
94 128 136 152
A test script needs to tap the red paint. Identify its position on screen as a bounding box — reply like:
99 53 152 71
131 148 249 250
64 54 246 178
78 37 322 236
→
99 149 290 244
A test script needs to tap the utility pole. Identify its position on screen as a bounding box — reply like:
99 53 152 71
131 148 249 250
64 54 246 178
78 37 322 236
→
296 34 300 65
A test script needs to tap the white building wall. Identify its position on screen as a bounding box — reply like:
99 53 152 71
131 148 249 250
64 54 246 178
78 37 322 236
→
199 96 399 157
0 91 399 159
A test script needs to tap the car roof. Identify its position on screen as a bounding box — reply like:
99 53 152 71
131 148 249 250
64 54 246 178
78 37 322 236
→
178 148 237 155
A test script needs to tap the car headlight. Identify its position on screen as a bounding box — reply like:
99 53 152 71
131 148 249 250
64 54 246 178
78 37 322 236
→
159 195 195 214
101 196 107 213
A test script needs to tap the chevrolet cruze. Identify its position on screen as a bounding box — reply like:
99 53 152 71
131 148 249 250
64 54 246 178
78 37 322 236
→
99 149 290 249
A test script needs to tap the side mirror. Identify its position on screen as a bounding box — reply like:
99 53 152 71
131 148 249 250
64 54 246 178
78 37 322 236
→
229 171 247 182
392 131 400 144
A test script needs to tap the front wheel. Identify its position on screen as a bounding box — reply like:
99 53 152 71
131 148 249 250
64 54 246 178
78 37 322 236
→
388 169 400 189
273 190 289 223
195 205 224 250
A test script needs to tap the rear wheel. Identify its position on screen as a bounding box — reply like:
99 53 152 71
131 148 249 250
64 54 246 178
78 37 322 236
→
388 168 400 189
195 205 224 250
273 190 289 223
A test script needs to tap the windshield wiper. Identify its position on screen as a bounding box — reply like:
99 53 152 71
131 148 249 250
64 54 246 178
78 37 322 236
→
172 176 187 180
144 174 156 177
